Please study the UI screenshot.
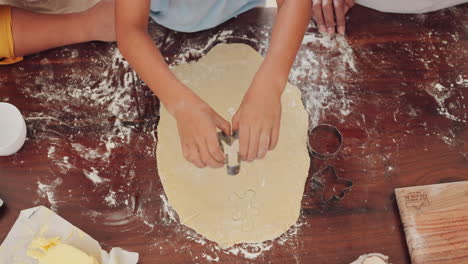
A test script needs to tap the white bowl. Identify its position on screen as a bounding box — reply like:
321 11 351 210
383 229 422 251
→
0 103 27 156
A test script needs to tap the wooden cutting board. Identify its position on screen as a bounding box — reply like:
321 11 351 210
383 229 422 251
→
395 181 468 264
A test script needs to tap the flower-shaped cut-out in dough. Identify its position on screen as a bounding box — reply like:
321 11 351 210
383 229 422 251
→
229 189 260 232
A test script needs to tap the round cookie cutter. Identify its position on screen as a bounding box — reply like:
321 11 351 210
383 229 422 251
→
308 124 343 160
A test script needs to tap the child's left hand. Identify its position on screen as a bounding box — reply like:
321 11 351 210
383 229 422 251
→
232 76 282 162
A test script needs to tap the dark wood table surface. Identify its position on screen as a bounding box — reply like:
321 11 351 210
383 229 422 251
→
1 5 467 264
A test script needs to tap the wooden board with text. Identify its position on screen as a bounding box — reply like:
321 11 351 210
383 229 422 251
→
395 181 468 264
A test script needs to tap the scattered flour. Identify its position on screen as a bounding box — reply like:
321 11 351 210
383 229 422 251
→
104 190 118 207
47 146 56 158
25 46 144 166
24 44 156 215
71 143 104 160
276 219 307 246
224 243 274 259
405 216 426 251
290 29 358 128
201 253 220 262
57 156 74 172
455 74 468 87
83 167 109 185
399 29 467 124
160 194 178 224
424 82 465 122
168 30 236 66
168 26 271 67
180 226 276 261
36 178 63 211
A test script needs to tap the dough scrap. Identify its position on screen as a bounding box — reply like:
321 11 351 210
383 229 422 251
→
157 43 309 247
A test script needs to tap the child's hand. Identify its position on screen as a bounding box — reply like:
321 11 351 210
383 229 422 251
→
232 78 282 162
173 96 231 168
312 0 355 34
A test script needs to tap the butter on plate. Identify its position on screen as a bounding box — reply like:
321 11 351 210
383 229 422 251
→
28 237 100 264
0 206 138 264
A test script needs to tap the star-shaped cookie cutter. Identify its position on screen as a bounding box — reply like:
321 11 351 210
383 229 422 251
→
312 165 353 204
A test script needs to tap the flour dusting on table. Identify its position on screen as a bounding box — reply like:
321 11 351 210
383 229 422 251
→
423 82 466 122
290 26 358 128
20 45 158 232
36 178 63 211
83 167 110 185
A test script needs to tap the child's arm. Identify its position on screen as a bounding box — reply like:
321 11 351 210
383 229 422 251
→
116 0 230 169
232 0 311 162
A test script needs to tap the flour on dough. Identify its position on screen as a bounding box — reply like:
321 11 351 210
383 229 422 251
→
157 43 309 248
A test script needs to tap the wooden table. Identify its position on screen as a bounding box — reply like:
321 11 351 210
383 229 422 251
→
1 5 467 264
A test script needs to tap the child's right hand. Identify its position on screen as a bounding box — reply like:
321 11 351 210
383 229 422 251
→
172 97 231 169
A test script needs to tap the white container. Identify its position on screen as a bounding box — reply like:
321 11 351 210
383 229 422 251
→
0 102 27 156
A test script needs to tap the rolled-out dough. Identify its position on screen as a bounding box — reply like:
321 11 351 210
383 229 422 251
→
157 43 309 247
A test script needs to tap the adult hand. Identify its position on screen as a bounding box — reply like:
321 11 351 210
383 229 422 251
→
312 0 355 34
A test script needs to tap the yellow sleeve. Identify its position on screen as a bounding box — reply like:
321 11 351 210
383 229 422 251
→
0 6 23 65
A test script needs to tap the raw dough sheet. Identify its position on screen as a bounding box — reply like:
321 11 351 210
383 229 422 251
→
157 43 309 247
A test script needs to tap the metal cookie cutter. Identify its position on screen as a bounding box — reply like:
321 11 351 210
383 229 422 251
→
312 165 353 204
308 124 343 160
218 131 240 175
